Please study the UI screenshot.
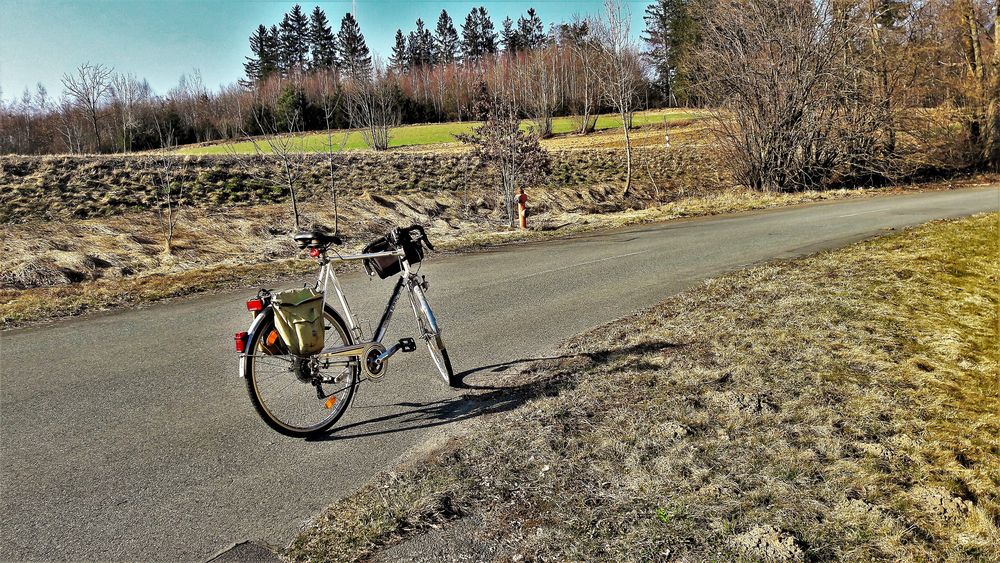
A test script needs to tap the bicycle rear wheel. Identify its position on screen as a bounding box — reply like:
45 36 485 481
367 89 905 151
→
410 283 455 386
242 306 358 437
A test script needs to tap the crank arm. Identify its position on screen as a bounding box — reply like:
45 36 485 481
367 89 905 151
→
375 338 417 363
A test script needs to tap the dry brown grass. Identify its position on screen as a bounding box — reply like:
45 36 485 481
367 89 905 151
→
0 144 726 223
286 214 999 562
5 175 992 328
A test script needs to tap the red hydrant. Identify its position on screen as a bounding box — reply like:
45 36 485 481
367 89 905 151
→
517 188 528 230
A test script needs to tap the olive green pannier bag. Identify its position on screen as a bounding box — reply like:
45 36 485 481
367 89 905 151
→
271 288 325 356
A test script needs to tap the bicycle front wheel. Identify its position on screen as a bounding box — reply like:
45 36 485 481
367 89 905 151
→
410 283 455 386
242 306 358 437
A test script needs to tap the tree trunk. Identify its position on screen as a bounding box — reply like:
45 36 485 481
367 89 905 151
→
282 160 301 230
986 3 1000 169
90 109 101 152
868 0 895 155
289 181 301 230
164 227 173 255
621 114 632 197
960 0 985 148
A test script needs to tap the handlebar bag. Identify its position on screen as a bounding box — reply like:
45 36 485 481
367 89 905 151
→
362 236 401 279
362 234 423 279
271 288 325 356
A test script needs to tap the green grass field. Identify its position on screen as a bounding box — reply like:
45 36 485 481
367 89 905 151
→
176 110 701 155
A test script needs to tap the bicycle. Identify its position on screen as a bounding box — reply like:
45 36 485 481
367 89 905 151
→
234 224 454 437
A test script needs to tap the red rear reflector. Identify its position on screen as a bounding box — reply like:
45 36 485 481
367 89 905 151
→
235 331 248 353
309 248 321 258
246 298 264 312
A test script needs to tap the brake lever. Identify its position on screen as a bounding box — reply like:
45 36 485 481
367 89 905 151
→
410 225 434 251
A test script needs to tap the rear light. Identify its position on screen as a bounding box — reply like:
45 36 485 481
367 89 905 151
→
246 298 264 312
309 247 321 258
235 331 248 353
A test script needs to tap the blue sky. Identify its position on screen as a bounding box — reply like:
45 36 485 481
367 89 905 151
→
0 0 649 102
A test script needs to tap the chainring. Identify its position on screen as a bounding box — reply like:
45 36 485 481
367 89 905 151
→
363 343 388 381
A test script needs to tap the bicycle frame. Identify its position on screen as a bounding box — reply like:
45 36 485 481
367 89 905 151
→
313 248 419 358
238 245 427 381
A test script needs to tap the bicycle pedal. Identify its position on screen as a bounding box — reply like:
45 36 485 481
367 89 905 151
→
398 337 417 353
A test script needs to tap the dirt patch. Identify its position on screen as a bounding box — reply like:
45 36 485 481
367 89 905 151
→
733 525 806 561
914 487 976 523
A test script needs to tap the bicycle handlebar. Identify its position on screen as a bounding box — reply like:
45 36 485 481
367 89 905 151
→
391 224 434 251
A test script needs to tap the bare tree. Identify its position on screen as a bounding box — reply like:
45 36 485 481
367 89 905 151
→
457 89 550 227
696 0 900 192
111 73 150 153
318 69 350 234
61 63 114 152
566 18 601 135
347 58 400 151
171 70 211 143
962 0 1000 168
990 1 1000 169
517 50 559 138
595 0 643 196
153 119 184 254
228 84 310 230
865 0 898 156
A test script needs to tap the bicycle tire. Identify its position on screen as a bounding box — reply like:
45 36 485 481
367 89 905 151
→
242 305 358 437
410 283 456 387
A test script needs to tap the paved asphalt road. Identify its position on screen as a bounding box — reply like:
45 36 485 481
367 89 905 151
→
1 187 997 561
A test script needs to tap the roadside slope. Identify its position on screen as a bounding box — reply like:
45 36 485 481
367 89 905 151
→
3 180 993 328
289 213 999 562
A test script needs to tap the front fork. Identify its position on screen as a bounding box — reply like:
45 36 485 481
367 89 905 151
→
406 276 435 341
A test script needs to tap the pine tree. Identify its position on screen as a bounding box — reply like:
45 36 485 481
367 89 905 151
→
266 25 281 75
390 29 409 70
308 6 337 71
517 8 546 50
244 25 268 84
500 17 521 53
434 10 459 64
243 24 281 84
460 9 482 61
477 7 498 55
407 18 434 67
642 0 698 105
407 29 420 67
337 12 372 79
420 20 434 64
279 4 310 74
555 20 589 45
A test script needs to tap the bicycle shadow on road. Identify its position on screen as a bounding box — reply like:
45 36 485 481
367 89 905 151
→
304 355 574 442
307 340 682 442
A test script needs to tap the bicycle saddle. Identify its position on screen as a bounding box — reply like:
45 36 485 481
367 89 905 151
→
293 230 343 249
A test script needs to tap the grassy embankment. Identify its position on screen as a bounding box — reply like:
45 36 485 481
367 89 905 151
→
4 177 980 329
175 110 699 155
287 214 999 561
2 111 993 328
